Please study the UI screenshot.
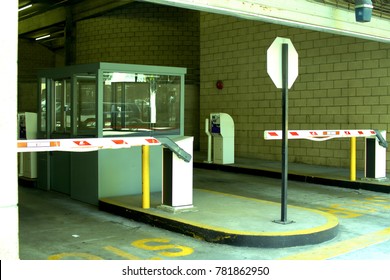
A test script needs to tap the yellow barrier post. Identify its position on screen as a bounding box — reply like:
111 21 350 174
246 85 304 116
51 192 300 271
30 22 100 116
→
350 137 356 181
142 145 150 209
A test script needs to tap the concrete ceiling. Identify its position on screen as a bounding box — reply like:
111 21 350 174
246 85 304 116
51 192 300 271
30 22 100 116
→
18 0 390 51
143 0 390 43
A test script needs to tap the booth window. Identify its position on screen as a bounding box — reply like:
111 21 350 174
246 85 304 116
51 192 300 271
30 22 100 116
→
39 78 47 133
53 79 71 133
76 75 97 135
37 63 185 138
102 72 181 136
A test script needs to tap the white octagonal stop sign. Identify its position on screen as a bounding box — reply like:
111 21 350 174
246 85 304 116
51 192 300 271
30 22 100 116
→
267 37 298 89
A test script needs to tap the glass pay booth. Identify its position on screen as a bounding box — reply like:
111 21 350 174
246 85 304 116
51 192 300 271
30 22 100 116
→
210 113 235 164
37 63 190 205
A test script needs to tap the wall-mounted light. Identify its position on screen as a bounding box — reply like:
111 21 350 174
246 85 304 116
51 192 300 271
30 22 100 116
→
355 0 373 22
35 35 51 41
19 4 32 12
216 80 223 90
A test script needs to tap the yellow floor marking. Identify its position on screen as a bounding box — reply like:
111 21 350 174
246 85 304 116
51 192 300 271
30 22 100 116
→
131 238 194 257
280 227 390 260
104 246 141 260
48 252 103 260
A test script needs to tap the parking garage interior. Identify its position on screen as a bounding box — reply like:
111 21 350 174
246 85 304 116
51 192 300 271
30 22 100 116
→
1 0 390 265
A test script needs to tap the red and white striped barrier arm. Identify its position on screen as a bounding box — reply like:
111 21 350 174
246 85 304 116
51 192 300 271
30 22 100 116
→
17 137 160 152
264 130 377 140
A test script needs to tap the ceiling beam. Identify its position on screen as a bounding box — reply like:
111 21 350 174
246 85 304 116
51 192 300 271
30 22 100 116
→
19 6 66 35
141 0 390 43
71 0 135 21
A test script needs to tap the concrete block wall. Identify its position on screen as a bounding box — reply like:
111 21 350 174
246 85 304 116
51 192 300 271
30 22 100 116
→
17 39 57 113
200 13 390 170
75 2 200 145
76 2 199 81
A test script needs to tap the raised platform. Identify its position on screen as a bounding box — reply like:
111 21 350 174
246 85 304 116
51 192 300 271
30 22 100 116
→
99 189 339 248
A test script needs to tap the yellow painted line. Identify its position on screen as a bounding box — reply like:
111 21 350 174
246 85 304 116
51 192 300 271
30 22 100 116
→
280 227 390 260
48 252 103 260
104 246 141 260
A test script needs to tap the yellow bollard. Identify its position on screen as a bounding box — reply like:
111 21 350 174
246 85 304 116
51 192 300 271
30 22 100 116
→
350 137 356 181
142 145 150 209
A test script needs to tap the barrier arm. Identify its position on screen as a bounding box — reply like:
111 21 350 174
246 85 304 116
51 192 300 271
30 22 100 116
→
17 136 161 210
264 129 383 182
17 136 160 153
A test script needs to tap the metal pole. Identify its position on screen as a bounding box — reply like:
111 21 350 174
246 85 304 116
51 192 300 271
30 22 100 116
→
350 137 357 181
142 145 150 209
281 43 289 223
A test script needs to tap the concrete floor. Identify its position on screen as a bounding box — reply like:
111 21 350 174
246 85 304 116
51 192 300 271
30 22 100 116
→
19 158 390 260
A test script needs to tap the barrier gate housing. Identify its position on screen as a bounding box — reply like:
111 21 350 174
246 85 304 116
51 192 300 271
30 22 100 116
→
264 129 387 181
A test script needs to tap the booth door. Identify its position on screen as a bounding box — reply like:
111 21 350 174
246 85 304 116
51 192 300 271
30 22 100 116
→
49 79 72 194
50 151 71 195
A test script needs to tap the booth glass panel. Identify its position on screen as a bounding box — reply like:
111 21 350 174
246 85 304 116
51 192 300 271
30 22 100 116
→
76 75 97 135
39 78 47 133
154 75 181 131
104 82 149 131
102 72 181 136
53 79 71 134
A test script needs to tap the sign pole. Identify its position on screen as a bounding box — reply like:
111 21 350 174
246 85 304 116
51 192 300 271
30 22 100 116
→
279 43 293 224
267 37 298 225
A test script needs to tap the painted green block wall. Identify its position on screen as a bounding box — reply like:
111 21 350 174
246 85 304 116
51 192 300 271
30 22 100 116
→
199 13 390 170
75 2 200 147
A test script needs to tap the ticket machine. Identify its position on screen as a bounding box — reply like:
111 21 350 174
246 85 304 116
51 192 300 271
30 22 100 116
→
210 113 234 164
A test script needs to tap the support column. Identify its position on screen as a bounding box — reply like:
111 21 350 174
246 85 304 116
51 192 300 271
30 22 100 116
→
65 6 76 65
0 1 19 259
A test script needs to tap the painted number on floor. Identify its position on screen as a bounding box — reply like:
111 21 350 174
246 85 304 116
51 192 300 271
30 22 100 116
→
317 196 390 219
131 238 194 257
47 238 194 260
